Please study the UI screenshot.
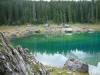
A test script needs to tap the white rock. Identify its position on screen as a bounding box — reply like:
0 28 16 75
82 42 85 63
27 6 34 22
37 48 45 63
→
67 72 72 74
89 62 100 75
64 24 70 28
64 28 73 33
44 24 49 27
58 72 62 74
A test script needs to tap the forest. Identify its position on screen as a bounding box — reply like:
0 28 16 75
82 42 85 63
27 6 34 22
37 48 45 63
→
0 0 100 25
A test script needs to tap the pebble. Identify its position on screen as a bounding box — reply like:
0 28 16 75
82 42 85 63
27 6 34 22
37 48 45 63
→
58 72 62 74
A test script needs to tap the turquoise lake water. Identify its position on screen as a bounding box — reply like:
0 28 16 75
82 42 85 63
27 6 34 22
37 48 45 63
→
11 32 100 67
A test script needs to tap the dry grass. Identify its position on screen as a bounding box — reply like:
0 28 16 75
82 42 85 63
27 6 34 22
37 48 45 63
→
46 66 89 75
0 24 100 38
70 24 100 32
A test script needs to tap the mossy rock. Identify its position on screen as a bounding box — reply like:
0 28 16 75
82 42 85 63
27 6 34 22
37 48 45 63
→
32 63 42 73
0 36 2 43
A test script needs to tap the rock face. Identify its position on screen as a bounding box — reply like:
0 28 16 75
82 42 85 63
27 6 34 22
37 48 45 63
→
0 32 49 75
64 57 88 72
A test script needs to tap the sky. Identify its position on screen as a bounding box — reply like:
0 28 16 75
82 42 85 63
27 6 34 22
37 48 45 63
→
31 0 91 1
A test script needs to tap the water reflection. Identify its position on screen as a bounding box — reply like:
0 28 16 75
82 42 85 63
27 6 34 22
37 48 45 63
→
35 53 67 67
34 49 100 67
11 32 100 66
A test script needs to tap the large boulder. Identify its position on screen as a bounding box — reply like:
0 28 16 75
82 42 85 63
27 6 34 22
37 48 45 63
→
64 57 88 72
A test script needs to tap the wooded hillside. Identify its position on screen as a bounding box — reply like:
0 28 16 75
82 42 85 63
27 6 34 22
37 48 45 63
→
0 0 100 25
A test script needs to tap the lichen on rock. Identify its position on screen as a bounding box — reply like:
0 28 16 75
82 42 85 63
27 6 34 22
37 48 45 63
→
0 32 50 75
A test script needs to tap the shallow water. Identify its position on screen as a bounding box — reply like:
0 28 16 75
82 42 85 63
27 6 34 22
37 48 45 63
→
11 32 100 67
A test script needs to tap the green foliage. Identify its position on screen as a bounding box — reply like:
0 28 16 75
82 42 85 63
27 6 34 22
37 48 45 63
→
0 0 100 25
0 37 1 43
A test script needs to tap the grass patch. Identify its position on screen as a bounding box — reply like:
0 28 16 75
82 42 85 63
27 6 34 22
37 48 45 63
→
46 66 89 75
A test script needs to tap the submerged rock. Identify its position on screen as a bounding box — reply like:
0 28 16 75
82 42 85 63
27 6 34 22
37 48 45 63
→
0 32 49 75
64 57 88 72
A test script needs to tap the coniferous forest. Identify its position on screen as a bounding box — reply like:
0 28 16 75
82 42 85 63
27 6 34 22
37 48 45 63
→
0 0 100 25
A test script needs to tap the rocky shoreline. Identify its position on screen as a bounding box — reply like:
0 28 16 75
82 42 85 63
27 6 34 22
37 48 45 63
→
0 32 50 75
0 24 98 75
1 24 97 40
0 32 90 75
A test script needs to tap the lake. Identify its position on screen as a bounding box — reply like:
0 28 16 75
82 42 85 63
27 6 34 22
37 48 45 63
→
11 32 100 67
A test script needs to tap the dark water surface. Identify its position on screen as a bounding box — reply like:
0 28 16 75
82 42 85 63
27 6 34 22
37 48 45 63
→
11 32 100 67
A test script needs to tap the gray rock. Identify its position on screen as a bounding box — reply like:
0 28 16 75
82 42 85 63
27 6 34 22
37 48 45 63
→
88 29 95 33
23 31 33 37
26 25 31 27
58 25 63 28
47 68 55 72
0 43 2 46
44 24 49 28
64 24 70 28
64 57 88 72
10 34 17 39
82 26 88 30
64 28 73 33
0 32 50 75
77 28 81 32
34 30 40 33
58 72 62 74
66 72 72 74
